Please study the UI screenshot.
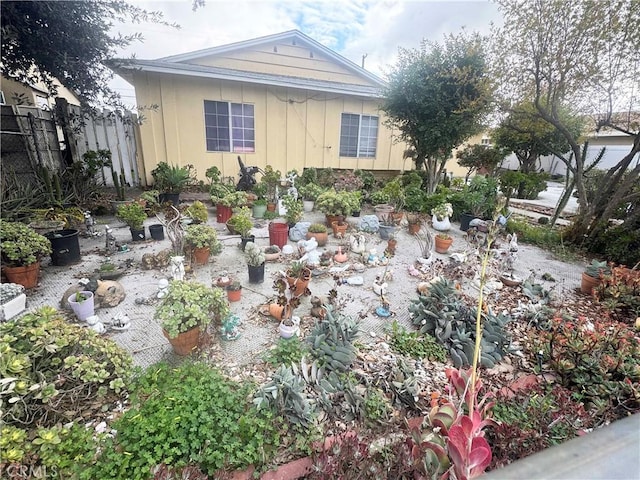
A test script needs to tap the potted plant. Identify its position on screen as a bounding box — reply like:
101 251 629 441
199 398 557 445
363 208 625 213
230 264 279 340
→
117 202 147 241
382 177 406 220
406 213 423 235
263 245 281 262
226 281 242 302
415 227 434 264
67 290 95 322
155 280 229 355
0 283 26 322
226 206 255 250
316 189 357 226
216 191 249 224
378 214 397 240
581 259 612 294
298 183 324 212
184 201 208 224
459 191 484 231
185 224 223 265
261 165 281 209
286 260 312 297
252 198 268 219
282 194 304 226
306 223 328 246
434 232 453 254
0 221 52 288
245 241 266 284
431 202 453 231
151 162 194 205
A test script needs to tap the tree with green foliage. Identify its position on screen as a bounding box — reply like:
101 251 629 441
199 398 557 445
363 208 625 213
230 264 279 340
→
492 101 582 174
456 144 506 182
382 32 492 193
1 1 176 106
493 0 640 249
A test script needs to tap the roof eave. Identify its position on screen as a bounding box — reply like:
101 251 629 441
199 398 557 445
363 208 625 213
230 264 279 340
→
118 63 384 99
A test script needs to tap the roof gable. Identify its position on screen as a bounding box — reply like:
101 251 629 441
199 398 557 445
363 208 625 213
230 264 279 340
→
158 30 384 88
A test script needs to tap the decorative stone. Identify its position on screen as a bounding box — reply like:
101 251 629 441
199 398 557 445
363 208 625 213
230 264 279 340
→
359 215 380 233
94 280 126 307
289 222 310 242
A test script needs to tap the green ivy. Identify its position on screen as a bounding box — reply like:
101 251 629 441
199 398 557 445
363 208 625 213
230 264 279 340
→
388 321 447 362
86 362 279 479
265 336 308 367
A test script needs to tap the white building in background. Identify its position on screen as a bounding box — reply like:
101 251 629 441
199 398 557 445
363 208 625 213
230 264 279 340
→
499 114 640 176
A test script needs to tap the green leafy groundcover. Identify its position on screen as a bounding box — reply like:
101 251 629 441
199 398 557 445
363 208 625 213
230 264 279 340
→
85 362 279 479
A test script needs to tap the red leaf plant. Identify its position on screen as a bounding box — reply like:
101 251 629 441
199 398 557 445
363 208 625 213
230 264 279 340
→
406 368 497 480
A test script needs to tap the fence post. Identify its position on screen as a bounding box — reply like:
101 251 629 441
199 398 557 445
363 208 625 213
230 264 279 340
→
55 97 80 167
27 112 45 168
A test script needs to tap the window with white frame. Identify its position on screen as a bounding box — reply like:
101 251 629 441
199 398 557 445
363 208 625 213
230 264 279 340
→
339 113 378 158
204 100 255 152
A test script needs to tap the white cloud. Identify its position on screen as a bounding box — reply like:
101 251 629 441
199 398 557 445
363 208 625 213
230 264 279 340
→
109 0 502 101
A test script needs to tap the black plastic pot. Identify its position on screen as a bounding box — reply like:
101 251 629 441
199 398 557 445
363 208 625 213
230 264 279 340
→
158 193 180 206
130 227 146 242
45 229 81 266
459 213 475 232
240 235 255 251
149 224 165 240
248 263 265 284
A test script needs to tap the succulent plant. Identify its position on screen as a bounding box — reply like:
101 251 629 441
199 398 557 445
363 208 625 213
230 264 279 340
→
307 306 359 372
408 278 511 368
253 365 314 427
244 241 265 266
585 259 611 278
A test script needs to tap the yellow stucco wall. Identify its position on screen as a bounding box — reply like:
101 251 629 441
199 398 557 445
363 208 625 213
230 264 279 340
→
190 42 376 87
132 71 408 184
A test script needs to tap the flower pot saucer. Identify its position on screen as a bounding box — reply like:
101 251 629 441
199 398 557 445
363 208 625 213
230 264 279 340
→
499 274 523 287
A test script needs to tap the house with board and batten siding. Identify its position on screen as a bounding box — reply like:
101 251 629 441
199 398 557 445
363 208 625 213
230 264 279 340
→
111 30 409 184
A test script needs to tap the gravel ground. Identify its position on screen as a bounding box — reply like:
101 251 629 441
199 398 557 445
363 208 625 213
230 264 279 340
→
22 202 586 375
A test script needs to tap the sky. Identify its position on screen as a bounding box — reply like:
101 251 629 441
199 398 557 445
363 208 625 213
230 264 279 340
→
110 0 503 104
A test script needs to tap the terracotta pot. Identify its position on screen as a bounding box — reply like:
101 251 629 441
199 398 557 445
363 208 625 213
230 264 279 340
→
334 246 348 263
268 303 291 320
373 204 394 221
581 271 601 295
435 235 453 254
391 212 404 224
408 222 421 235
227 288 242 302
267 203 277 212
325 214 340 228
386 239 398 256
306 231 328 246
4 263 40 289
163 326 201 356
193 246 210 265
286 269 311 297
331 221 348 237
